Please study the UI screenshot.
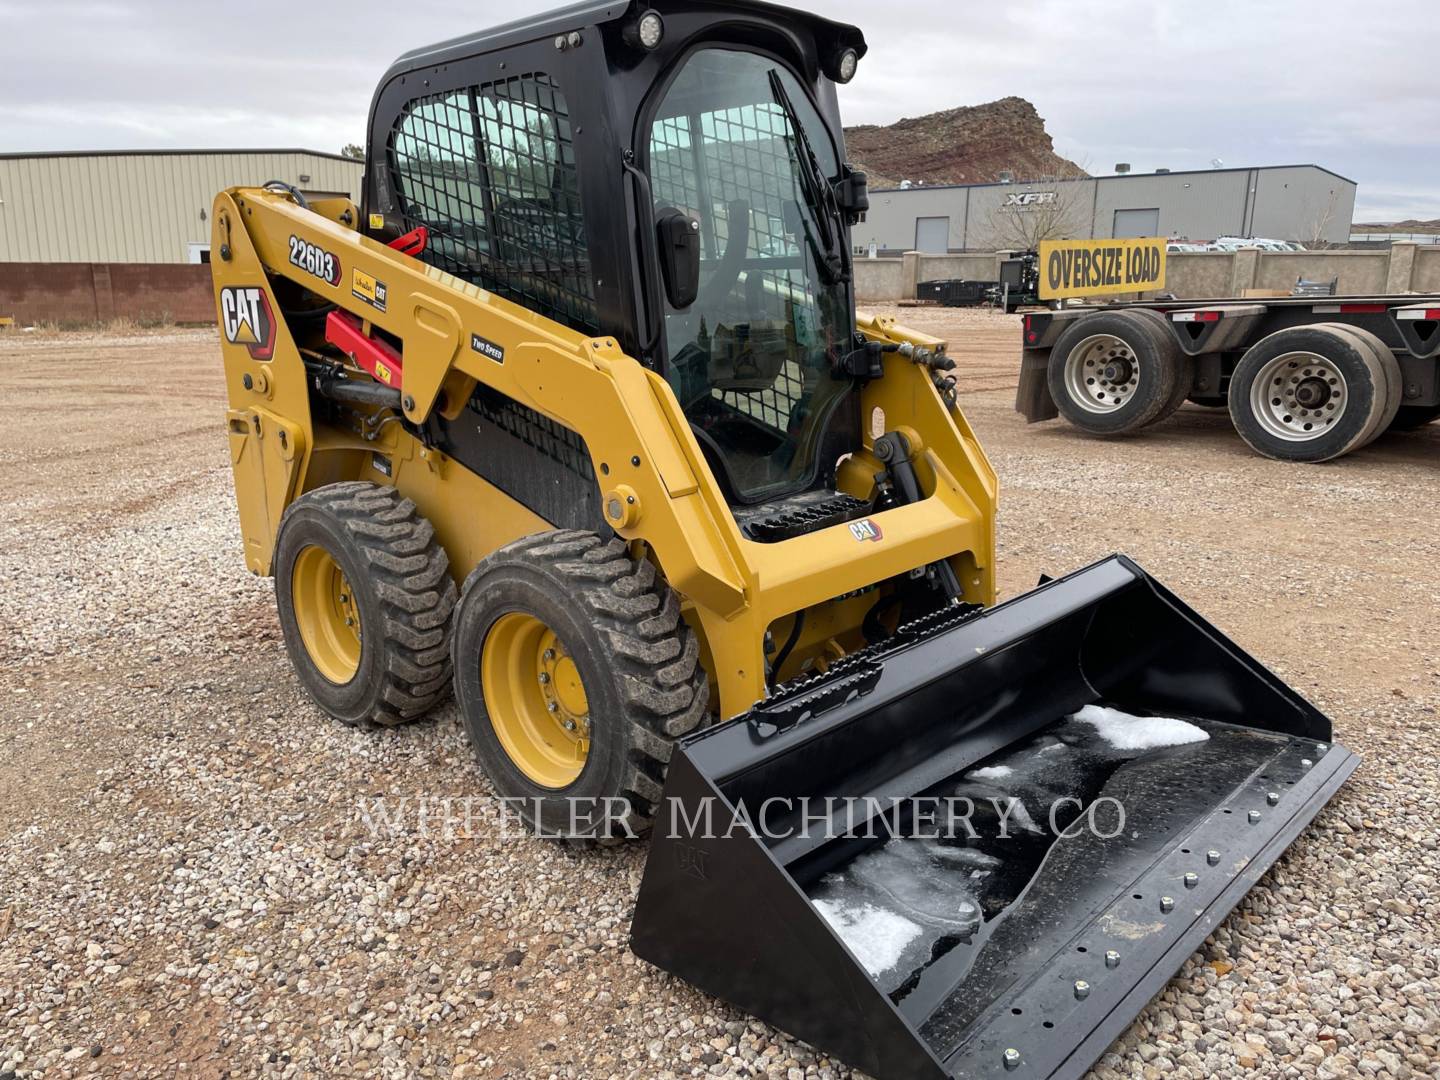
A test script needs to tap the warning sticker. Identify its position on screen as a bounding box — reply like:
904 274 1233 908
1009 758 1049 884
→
1038 237 1167 300
352 267 388 313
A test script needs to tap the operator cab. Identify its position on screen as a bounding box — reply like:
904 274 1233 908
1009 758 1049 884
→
364 0 869 514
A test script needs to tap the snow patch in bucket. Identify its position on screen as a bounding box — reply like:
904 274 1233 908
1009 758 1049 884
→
995 797 1043 834
969 765 1014 780
813 899 923 976
1072 704 1210 751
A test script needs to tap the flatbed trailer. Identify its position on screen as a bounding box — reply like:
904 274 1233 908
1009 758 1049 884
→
1016 294 1440 462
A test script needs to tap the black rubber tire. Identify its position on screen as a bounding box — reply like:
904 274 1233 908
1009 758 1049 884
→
1228 326 1385 463
1118 307 1194 421
1318 324 1401 447
1390 404 1440 430
274 482 457 727
1046 311 1182 435
452 530 709 840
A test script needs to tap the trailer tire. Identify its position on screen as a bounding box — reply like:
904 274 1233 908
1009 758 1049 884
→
1317 324 1402 447
1046 311 1182 435
1390 404 1440 430
1228 326 1386 463
451 530 708 840
275 482 457 728
1119 307 1194 421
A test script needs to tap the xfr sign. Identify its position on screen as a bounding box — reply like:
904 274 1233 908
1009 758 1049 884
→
1004 191 1057 209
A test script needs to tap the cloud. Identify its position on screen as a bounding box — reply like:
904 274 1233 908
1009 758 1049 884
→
2 0 1436 224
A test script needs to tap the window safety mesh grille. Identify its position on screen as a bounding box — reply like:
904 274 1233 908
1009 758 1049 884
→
650 101 820 433
390 73 598 335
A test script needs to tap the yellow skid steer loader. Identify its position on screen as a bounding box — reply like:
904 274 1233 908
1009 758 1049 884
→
209 3 1356 1076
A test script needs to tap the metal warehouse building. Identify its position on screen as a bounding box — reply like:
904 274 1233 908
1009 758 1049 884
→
857 165 1357 254
0 150 363 264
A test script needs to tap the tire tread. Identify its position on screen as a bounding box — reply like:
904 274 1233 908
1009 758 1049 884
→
456 530 708 835
282 482 457 727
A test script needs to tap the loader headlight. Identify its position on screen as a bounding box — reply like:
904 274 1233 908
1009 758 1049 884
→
831 46 859 84
625 9 665 51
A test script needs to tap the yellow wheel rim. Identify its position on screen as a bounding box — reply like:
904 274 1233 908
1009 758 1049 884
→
291 545 363 684
481 612 591 789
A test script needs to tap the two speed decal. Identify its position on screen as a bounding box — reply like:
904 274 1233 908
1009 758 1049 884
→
288 235 341 286
470 333 505 364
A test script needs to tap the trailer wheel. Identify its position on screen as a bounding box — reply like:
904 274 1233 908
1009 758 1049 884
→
1390 404 1440 430
1118 307 1194 420
451 530 708 840
275 483 457 727
1228 326 1386 462
1046 312 1182 434
1315 324 1402 447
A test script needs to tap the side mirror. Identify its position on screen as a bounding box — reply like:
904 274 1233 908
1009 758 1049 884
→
655 207 701 309
834 165 869 225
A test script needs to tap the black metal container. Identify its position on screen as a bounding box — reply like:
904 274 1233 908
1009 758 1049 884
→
632 555 1357 1080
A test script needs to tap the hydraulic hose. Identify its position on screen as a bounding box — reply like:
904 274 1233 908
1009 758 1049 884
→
769 609 806 687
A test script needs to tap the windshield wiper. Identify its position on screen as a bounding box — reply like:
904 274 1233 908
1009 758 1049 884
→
767 69 847 285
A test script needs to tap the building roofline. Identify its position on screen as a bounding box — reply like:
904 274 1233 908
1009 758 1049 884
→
869 163 1357 195
0 148 360 164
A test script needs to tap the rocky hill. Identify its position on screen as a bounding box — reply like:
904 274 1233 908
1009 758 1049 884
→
843 96 1086 190
1353 219 1440 233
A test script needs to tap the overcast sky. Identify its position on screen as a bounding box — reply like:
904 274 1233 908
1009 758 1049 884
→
3 0 1436 222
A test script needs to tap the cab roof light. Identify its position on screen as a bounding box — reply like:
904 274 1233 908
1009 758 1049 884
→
826 46 859 84
623 9 665 51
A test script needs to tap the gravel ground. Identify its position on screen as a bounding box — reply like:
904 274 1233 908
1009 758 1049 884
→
1 317 1437 1079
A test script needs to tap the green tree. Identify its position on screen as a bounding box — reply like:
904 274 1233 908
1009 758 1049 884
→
340 143 365 160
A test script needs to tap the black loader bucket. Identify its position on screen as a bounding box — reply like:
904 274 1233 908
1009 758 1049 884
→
631 555 1357 1080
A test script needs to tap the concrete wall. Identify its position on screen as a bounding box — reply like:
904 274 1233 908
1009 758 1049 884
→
853 258 907 303
0 151 363 263
912 254 998 282
0 263 214 324
1161 252 1234 299
1250 250 1390 295
856 250 1025 303
854 166 1357 253
1414 248 1440 293
855 242 1436 303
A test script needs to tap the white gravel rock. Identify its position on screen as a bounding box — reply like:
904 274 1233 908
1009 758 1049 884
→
0 322 1436 1078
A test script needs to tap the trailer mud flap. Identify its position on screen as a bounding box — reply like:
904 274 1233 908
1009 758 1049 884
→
1016 346 1058 422
631 555 1358 1080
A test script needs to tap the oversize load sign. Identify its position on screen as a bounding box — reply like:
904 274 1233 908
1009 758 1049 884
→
1039 237 1167 300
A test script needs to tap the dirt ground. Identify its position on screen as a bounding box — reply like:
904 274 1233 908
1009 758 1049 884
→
1 315 1436 1079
